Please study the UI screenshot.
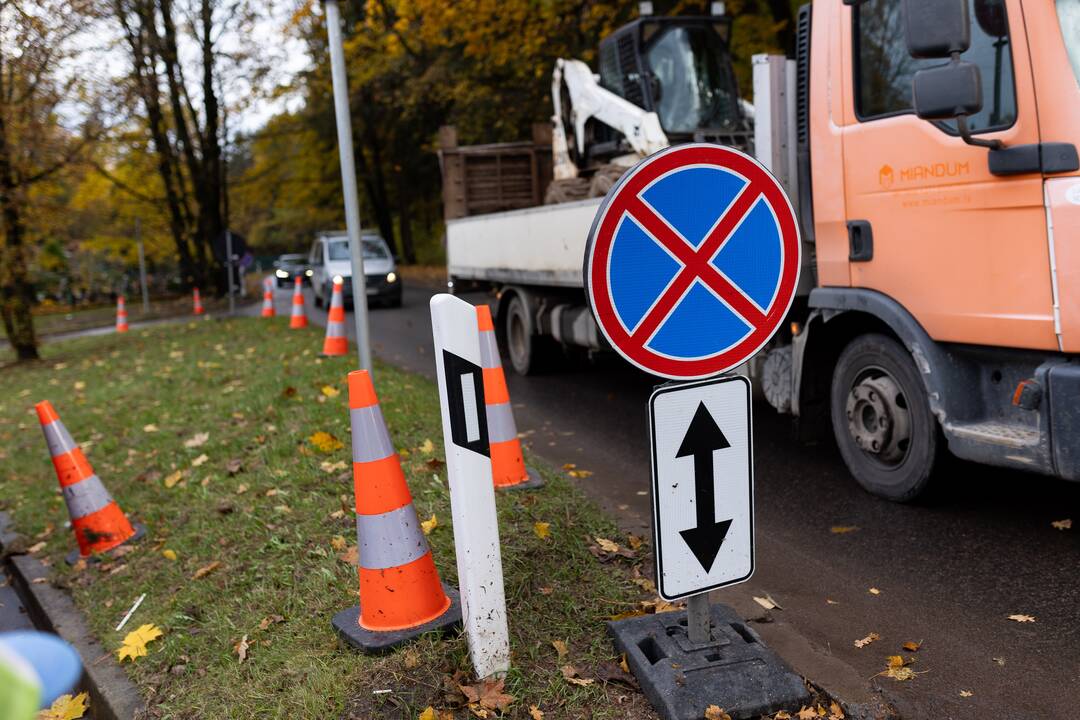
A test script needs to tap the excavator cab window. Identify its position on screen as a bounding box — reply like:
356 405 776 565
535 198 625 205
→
643 23 742 134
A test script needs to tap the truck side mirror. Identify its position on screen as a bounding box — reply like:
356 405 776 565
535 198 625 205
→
901 0 970 58
911 59 983 120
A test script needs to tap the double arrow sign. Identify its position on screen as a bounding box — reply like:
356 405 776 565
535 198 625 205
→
676 402 733 573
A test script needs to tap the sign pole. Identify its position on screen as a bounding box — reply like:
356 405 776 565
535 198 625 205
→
430 293 510 679
135 218 150 314
686 594 711 644
324 0 372 372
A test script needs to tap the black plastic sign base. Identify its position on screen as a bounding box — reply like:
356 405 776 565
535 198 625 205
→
332 584 462 654
607 602 809 720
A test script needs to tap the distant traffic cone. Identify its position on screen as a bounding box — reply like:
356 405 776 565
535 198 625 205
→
35 401 145 564
193 288 205 315
477 305 544 490
115 296 128 333
261 278 276 318
321 279 348 356
289 276 308 329
331 370 461 652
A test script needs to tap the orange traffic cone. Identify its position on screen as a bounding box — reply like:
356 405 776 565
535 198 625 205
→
289 276 308 329
115 296 128 333
35 401 145 564
193 288 205 315
321 279 348 356
477 305 543 490
331 370 461 651
261 278 276 318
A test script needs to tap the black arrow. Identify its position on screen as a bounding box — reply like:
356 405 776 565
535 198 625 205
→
676 402 733 572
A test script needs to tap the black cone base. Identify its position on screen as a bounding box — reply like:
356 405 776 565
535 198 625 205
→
497 466 546 492
332 583 462 654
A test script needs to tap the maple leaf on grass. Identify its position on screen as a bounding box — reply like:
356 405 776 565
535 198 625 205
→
421 514 438 535
309 431 344 453
192 560 222 579
528 706 544 720
235 634 250 663
117 624 163 662
458 677 514 712
419 708 439 720
39 691 90 720
533 522 551 540
184 432 209 448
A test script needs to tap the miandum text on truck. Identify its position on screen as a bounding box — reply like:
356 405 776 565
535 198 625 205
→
441 0 1080 501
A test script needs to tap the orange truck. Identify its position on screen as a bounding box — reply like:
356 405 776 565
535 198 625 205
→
444 0 1079 501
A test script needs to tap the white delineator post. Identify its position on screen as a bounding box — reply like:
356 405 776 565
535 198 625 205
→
430 293 510 679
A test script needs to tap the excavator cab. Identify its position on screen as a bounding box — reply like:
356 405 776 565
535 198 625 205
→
597 16 748 142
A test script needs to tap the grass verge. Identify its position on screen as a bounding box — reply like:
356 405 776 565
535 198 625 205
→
0 316 659 719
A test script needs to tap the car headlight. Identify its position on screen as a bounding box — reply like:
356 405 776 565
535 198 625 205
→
386 272 397 283
305 269 313 277
333 275 343 284
275 269 288 278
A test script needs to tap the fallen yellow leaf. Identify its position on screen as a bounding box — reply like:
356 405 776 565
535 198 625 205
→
321 385 340 398
853 632 880 648
419 708 439 720
184 432 209 448
959 690 973 698
1007 614 1036 623
320 460 347 474
868 587 881 595
117 624 163 662
421 514 438 535
560 664 594 686
830 525 859 534
163 470 184 488
528 706 544 720
162 549 178 561
142 424 158 433
595 536 619 552
1051 518 1072 530
705 706 732 720
192 560 222 579
901 640 922 652
330 535 347 552
551 639 568 660
191 454 209 468
234 634 250 663
419 439 435 454
533 522 551 540
568 469 593 478
309 431 344 453
38 691 90 719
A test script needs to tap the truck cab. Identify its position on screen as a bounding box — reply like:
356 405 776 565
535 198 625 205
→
766 0 1080 499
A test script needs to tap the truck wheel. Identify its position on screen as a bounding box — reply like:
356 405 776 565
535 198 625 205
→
830 334 939 502
504 293 546 376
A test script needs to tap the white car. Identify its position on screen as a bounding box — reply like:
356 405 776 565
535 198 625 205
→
308 231 402 308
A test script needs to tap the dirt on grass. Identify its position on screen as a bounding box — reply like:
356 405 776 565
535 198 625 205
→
0 317 666 719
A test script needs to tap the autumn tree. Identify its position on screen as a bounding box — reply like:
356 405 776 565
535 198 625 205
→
0 0 100 360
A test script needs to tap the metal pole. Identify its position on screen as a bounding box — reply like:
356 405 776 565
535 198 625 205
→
686 594 712 645
225 230 236 316
135 218 150 314
324 0 372 372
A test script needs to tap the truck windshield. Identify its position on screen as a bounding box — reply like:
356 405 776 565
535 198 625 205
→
1059 0 1080 86
645 25 741 134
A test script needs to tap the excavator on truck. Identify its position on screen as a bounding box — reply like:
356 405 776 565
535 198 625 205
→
546 4 755 201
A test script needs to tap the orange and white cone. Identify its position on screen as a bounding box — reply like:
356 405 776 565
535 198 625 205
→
321 279 348 356
289 276 308 329
115 296 128 333
193 288 205 315
331 370 461 652
261 277 276 318
35 401 145 564
477 305 544 490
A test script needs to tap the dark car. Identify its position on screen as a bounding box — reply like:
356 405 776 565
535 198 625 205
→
272 253 312 288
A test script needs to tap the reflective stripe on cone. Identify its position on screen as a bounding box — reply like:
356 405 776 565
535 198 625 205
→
346 370 452 632
476 305 535 488
35 401 137 558
193 288 205 315
289 276 308 329
322 280 348 355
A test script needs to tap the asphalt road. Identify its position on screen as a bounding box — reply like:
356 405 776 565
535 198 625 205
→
271 281 1080 719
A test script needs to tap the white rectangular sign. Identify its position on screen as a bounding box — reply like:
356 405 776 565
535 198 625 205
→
650 375 754 600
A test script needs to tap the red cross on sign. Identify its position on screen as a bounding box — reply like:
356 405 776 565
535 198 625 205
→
584 144 801 380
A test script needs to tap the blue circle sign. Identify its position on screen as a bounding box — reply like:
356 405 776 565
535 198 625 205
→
584 144 801 380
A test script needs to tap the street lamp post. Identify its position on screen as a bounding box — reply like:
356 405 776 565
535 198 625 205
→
323 0 372 372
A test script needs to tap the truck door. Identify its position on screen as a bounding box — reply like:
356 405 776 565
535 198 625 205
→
839 0 1057 351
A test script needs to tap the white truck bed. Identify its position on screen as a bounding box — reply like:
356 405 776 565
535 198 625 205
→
446 197 602 288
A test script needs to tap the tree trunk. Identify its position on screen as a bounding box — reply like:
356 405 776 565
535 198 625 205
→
396 172 416 263
0 42 39 360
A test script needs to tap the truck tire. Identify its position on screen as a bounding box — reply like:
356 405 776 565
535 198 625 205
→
830 334 939 502
504 293 548 376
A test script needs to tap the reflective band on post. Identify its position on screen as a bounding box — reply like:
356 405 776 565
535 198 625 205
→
350 406 395 463
486 403 518 443
62 475 114 519
42 421 77 457
355 504 430 570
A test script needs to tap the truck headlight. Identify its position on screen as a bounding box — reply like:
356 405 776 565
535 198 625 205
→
386 272 397 283
275 269 288 278
333 275 343 284
305 269 313 277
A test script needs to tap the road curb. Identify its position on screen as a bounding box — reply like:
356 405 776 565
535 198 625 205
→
0 512 145 720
